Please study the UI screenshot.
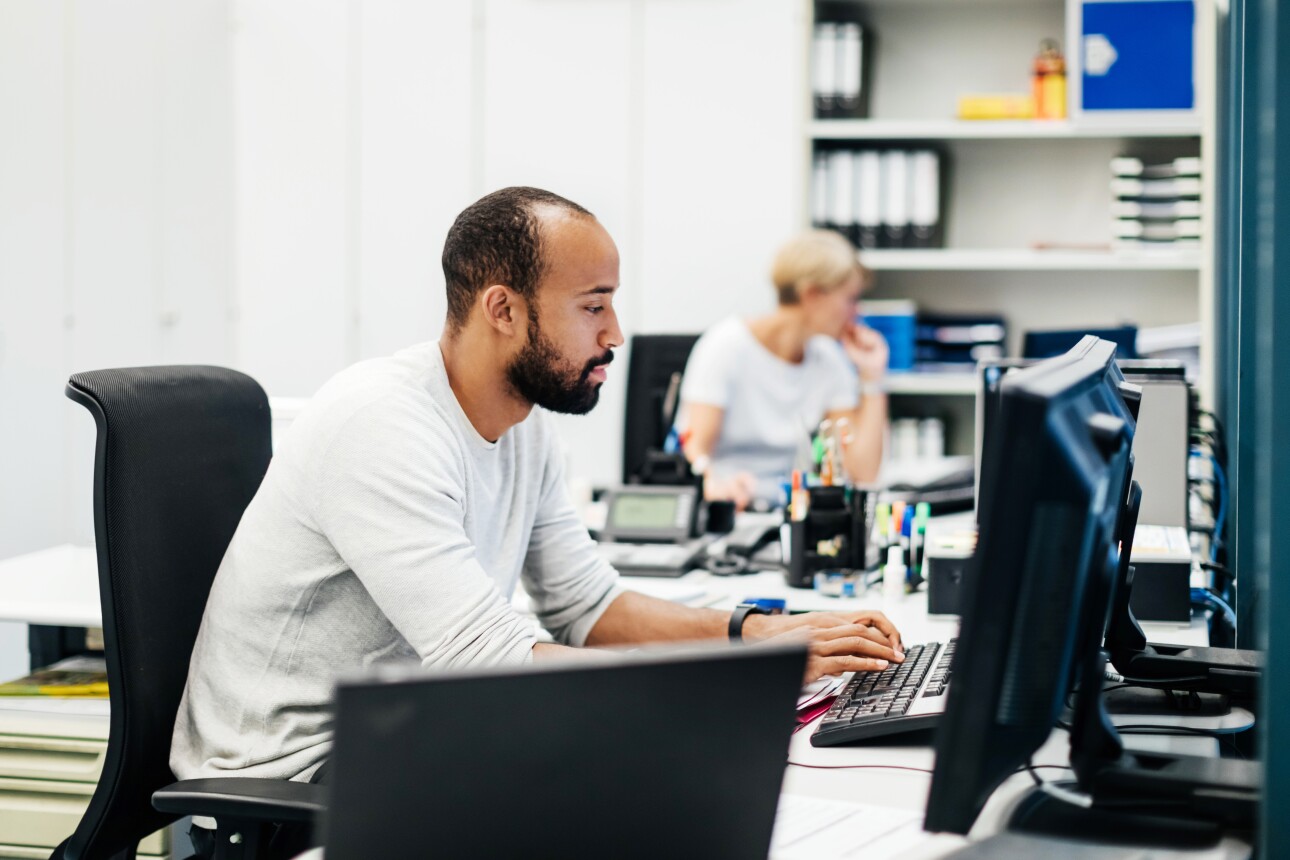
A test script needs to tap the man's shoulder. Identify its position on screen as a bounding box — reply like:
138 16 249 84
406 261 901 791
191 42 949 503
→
294 344 458 447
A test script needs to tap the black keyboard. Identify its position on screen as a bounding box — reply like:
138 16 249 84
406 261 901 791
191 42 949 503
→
810 639 957 746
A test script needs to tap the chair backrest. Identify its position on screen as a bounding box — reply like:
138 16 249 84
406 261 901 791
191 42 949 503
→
621 333 699 484
61 366 271 860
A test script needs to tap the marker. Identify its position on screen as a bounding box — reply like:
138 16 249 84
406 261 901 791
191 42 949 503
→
874 504 890 571
901 504 914 571
662 426 680 454
890 500 906 545
790 470 809 522
912 502 931 578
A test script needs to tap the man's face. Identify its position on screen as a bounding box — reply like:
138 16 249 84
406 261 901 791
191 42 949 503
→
505 215 623 415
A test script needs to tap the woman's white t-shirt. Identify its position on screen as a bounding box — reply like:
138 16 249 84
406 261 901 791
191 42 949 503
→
679 317 860 503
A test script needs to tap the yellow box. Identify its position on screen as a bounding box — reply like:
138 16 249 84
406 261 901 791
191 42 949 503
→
957 94 1036 120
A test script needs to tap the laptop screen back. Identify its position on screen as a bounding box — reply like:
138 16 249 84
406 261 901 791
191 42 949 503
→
321 643 806 859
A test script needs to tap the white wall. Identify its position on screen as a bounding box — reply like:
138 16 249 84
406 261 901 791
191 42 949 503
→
231 0 808 485
0 1 804 673
0 0 233 675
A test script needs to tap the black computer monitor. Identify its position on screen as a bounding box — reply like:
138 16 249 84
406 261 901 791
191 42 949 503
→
1022 325 1139 360
926 336 1135 835
621 333 699 484
975 357 1183 522
928 336 1259 845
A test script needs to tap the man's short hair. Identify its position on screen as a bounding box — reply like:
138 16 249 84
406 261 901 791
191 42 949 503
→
442 187 593 332
770 229 872 306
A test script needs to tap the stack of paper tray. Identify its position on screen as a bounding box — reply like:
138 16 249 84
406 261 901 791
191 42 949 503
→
0 699 169 858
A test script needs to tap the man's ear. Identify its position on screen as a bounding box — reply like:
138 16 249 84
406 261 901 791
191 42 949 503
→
480 284 525 336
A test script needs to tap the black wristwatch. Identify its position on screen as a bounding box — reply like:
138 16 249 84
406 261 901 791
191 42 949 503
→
728 603 771 642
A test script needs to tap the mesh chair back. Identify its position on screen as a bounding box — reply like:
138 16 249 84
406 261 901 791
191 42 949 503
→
60 366 271 860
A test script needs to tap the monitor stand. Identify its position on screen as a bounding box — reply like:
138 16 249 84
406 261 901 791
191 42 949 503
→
1104 483 1263 704
1008 785 1225 848
1100 683 1229 718
1009 646 1260 848
1010 520 1259 848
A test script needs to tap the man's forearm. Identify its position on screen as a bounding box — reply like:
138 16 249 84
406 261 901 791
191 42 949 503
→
532 641 613 661
583 591 730 647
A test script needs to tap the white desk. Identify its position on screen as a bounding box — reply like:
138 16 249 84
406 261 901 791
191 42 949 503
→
639 566 1250 859
0 545 1251 858
0 545 100 628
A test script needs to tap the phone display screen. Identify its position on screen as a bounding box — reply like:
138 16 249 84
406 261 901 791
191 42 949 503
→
610 494 680 530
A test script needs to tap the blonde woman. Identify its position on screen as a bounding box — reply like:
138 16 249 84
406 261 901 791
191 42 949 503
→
679 230 888 509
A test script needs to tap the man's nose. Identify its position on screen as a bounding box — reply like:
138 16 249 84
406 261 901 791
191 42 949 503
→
602 307 625 350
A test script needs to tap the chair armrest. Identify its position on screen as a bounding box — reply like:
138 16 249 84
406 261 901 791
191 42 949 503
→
153 777 326 823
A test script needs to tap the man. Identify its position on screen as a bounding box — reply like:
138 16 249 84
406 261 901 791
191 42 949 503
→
172 187 903 857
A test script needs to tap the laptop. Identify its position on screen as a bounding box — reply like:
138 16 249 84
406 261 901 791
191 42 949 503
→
318 643 807 859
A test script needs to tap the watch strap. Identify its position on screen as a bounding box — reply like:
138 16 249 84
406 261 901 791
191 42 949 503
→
728 603 770 642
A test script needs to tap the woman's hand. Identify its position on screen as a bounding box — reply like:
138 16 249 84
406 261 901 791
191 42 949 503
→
840 322 889 384
703 471 758 512
743 610 904 684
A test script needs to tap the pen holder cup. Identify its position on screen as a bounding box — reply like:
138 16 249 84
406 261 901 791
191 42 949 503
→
782 486 870 589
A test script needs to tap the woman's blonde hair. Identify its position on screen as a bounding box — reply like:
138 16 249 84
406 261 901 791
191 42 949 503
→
770 229 872 305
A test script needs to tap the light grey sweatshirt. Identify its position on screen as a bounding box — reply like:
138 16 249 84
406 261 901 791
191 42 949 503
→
171 341 622 782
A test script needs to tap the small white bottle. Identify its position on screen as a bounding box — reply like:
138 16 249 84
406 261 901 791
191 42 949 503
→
884 545 906 599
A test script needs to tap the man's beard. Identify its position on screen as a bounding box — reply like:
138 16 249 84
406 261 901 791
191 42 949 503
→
505 316 612 415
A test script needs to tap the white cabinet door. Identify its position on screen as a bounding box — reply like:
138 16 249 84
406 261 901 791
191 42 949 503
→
232 0 351 397
636 0 807 333
355 1 476 360
0 1 72 557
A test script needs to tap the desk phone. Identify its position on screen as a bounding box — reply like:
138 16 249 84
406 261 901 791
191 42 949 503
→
599 485 700 543
596 536 714 578
596 485 709 577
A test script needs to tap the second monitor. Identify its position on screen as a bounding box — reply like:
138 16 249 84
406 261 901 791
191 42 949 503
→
926 336 1258 847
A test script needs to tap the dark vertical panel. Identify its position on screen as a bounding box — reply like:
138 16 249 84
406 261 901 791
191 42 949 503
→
1224 0 1290 854
1230 0 1261 646
1257 0 1290 850
1214 0 1239 525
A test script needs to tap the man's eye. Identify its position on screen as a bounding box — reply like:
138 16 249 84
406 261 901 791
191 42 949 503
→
587 306 604 314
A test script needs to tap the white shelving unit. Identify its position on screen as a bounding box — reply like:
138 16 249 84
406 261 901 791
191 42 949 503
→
885 373 978 396
811 119 1204 140
861 248 1203 272
809 0 1215 454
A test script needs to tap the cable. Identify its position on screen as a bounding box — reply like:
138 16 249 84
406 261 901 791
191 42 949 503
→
1191 588 1236 627
1101 670 1209 686
785 761 933 774
1025 758 1043 787
1199 561 1233 586
1190 449 1227 565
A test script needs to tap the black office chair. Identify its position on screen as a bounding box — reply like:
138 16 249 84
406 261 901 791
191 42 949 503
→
55 366 324 860
621 333 700 484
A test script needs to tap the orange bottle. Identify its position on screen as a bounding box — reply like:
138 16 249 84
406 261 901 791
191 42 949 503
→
1033 39 1067 120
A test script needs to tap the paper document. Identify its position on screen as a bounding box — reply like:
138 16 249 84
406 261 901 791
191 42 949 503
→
771 795 926 860
797 674 847 709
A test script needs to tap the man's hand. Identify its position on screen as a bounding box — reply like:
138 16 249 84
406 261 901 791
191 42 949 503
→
743 610 905 684
840 322 889 384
